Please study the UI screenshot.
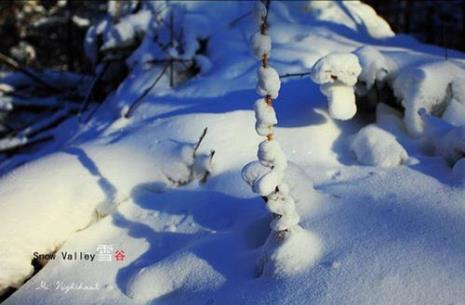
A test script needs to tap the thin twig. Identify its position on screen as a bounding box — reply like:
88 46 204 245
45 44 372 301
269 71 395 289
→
200 150 215 183
125 63 170 118
279 71 311 79
228 10 252 28
0 52 60 92
78 62 110 122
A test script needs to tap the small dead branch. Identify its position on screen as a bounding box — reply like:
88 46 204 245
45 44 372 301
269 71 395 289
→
17 108 71 138
124 63 170 118
193 127 208 158
200 150 215 183
229 10 252 28
279 71 311 79
78 61 110 123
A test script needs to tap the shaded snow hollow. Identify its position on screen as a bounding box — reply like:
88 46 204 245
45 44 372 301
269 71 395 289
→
1 1 465 305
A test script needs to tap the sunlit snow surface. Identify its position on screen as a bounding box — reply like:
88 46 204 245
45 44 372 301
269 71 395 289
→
1 1 465 305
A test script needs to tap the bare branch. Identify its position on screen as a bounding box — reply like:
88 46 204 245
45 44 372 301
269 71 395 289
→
279 71 311 79
200 150 215 183
228 10 252 28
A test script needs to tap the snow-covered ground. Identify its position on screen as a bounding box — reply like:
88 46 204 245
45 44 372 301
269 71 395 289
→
1 1 465 304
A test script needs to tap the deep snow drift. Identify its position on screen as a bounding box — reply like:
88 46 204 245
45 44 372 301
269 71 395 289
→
1 1 465 305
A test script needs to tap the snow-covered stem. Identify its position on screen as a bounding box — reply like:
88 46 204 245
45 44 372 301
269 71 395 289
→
243 1 306 275
228 10 253 28
253 0 294 237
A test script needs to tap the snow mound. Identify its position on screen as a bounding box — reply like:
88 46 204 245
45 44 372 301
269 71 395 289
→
350 124 408 167
127 252 224 303
0 138 211 292
0 150 106 293
260 227 322 278
305 0 394 39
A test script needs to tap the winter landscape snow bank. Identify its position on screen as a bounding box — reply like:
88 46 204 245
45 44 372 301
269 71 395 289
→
1 1 465 305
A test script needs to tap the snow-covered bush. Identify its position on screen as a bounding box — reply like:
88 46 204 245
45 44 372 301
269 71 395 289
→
393 61 465 137
350 124 408 167
242 0 321 278
85 1 211 84
421 109 465 165
310 53 361 120
164 128 216 186
84 1 160 65
353 46 395 96
309 46 465 169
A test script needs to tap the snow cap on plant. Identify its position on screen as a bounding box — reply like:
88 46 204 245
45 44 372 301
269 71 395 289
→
311 53 361 120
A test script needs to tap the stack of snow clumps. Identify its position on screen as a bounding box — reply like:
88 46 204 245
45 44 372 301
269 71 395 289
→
242 1 321 278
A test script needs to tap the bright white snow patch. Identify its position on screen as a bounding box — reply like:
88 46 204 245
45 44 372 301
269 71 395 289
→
305 0 394 39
